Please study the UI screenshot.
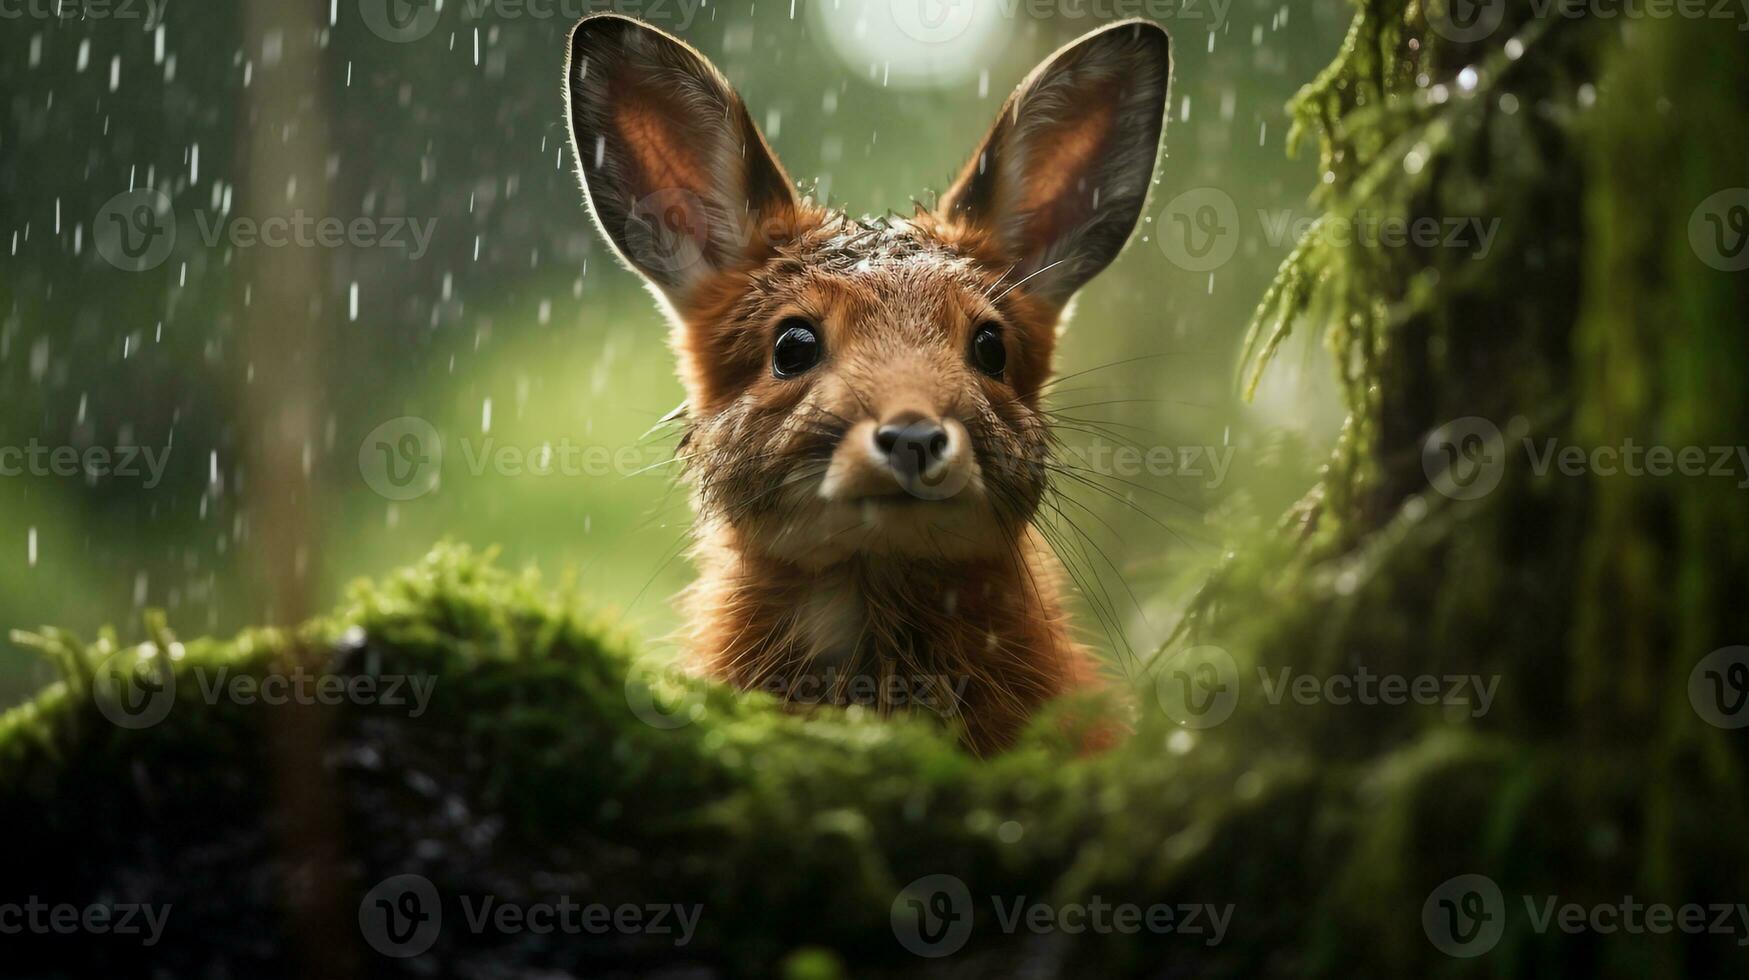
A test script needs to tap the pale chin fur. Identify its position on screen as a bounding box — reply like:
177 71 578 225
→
731 466 1011 570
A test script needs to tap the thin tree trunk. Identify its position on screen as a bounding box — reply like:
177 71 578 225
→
236 1 353 975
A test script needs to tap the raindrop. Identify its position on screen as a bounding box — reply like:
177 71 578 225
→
1404 145 1428 175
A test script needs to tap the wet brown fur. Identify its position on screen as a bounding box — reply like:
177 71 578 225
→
676 214 1098 754
565 15 1171 754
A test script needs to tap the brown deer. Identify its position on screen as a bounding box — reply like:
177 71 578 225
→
564 14 1171 753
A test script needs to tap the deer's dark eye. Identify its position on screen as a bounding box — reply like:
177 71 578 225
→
772 319 822 378
971 322 1007 378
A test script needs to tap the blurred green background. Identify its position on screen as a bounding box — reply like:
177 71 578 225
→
0 0 1351 707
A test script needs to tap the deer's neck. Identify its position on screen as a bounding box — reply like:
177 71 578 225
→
684 529 1097 752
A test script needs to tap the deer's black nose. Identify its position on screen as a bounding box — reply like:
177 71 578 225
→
875 413 950 479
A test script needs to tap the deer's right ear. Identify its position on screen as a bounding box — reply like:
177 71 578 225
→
938 20 1170 309
565 15 798 309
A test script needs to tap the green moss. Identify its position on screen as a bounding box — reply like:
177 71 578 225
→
3 532 1743 976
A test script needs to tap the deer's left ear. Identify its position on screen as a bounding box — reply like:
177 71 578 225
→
938 20 1170 308
564 14 799 311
